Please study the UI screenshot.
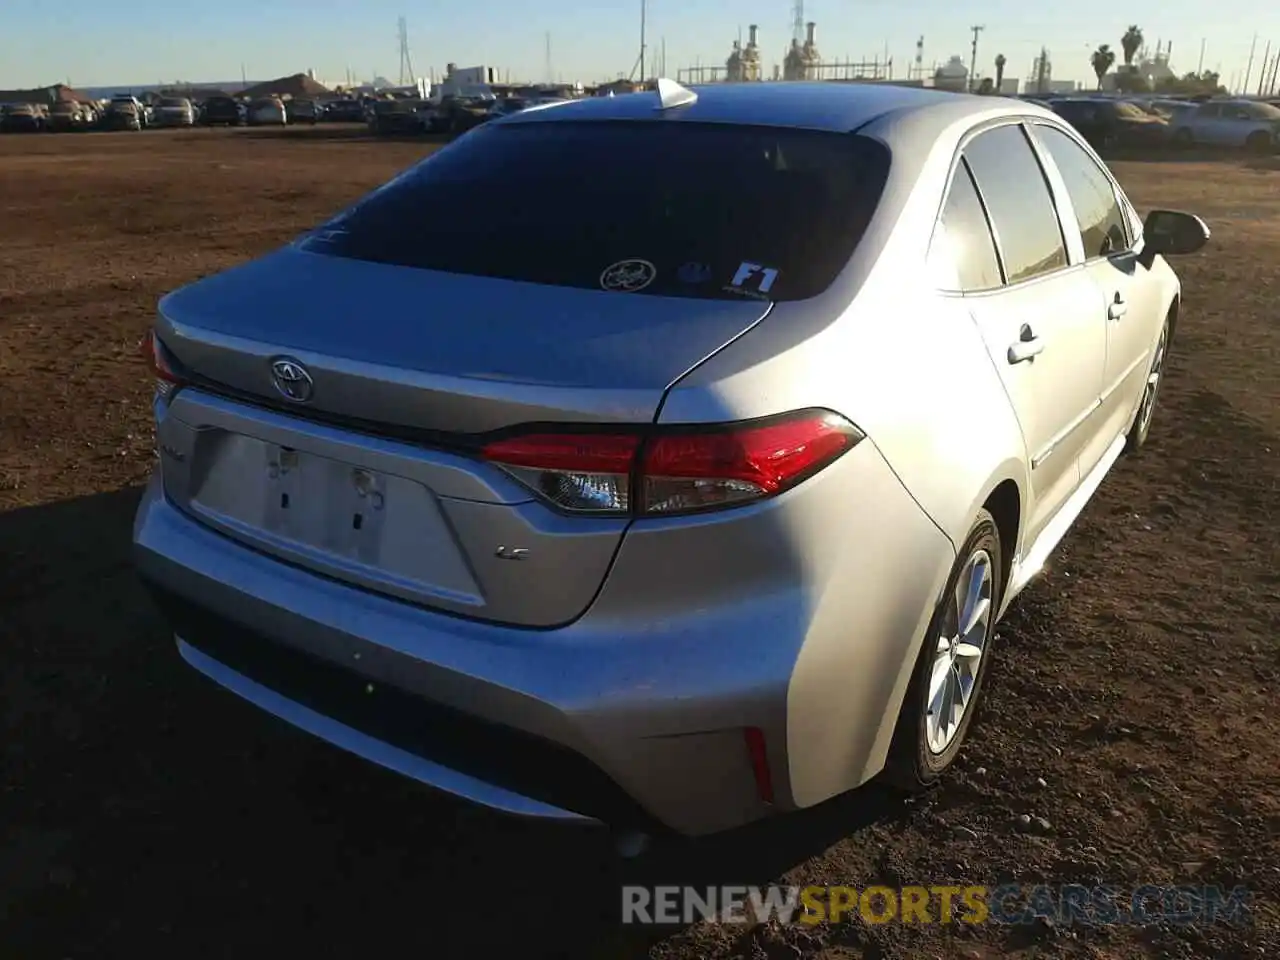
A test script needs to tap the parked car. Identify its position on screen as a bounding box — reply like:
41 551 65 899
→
367 98 428 135
0 103 44 132
1048 97 1169 150
286 98 323 124
109 95 148 128
321 98 365 122
134 81 1208 846
154 97 195 127
489 96 570 120
247 97 287 126
46 100 90 131
423 95 493 134
103 99 143 131
1142 98 1193 118
199 96 243 126
1169 99 1280 152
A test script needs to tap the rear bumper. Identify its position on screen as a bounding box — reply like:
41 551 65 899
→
134 432 952 835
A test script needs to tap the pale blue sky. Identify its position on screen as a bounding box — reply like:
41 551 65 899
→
2 0 1277 92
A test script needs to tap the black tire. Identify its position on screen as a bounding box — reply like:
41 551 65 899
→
1246 131 1273 154
1124 317 1170 454
883 509 1003 791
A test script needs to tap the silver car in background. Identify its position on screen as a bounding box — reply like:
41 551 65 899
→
154 97 195 127
134 81 1208 842
1169 98 1280 152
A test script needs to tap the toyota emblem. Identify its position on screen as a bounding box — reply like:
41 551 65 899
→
270 357 314 403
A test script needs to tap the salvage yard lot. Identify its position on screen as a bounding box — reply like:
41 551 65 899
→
1 127 1277 959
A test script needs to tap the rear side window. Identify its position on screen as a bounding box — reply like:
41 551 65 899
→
962 124 1068 284
303 120 891 301
928 159 1002 292
1033 125 1129 259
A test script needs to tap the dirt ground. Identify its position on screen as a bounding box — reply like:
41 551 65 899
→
1 127 1277 959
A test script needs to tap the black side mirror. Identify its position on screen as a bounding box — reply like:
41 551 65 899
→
1141 209 1210 263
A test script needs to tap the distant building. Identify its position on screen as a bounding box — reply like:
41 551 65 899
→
0 83 96 105
933 56 969 92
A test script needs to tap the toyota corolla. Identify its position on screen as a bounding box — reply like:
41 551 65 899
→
133 80 1208 842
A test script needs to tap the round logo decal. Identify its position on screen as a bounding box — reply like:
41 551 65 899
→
599 259 657 293
270 357 314 403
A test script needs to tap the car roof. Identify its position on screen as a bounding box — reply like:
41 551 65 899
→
499 81 986 133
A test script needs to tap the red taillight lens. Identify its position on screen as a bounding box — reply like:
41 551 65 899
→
480 410 861 516
139 329 185 398
642 411 859 514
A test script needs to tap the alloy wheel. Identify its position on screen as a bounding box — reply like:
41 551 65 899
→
926 548 994 754
1136 325 1168 436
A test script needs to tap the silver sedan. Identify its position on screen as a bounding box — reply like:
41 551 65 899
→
133 80 1208 844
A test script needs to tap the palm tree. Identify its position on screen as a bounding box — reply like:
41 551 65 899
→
1091 44 1116 89
1121 25 1144 67
994 53 1007 92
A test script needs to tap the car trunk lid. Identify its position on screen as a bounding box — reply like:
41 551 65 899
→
157 245 771 435
153 246 771 626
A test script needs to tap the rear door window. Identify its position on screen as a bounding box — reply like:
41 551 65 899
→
928 158 1002 292
303 120 892 301
961 123 1068 284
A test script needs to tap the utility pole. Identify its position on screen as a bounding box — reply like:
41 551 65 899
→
1258 42 1272 95
1197 38 1205 75
1243 33 1258 93
397 16 415 86
969 25 985 92
545 32 552 84
640 0 647 83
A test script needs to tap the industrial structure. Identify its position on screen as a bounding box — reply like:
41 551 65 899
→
783 22 821 80
726 25 764 82
678 19 892 85
932 55 969 92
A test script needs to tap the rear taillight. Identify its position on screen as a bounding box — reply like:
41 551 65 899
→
480 409 862 517
139 329 185 400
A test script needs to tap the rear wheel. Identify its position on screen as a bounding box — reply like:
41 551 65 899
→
1246 130 1273 154
884 510 1002 790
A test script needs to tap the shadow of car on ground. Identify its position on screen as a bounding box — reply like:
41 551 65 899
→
0 486 907 957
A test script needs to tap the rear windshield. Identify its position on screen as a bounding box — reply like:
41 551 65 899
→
1245 102 1280 120
303 120 891 301
160 98 188 108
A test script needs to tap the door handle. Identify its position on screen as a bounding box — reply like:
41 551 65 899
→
1007 326 1044 364
1108 296 1128 321
1008 325 1039 366
1008 339 1044 364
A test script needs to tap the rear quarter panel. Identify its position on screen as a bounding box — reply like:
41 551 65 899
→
659 104 1031 558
